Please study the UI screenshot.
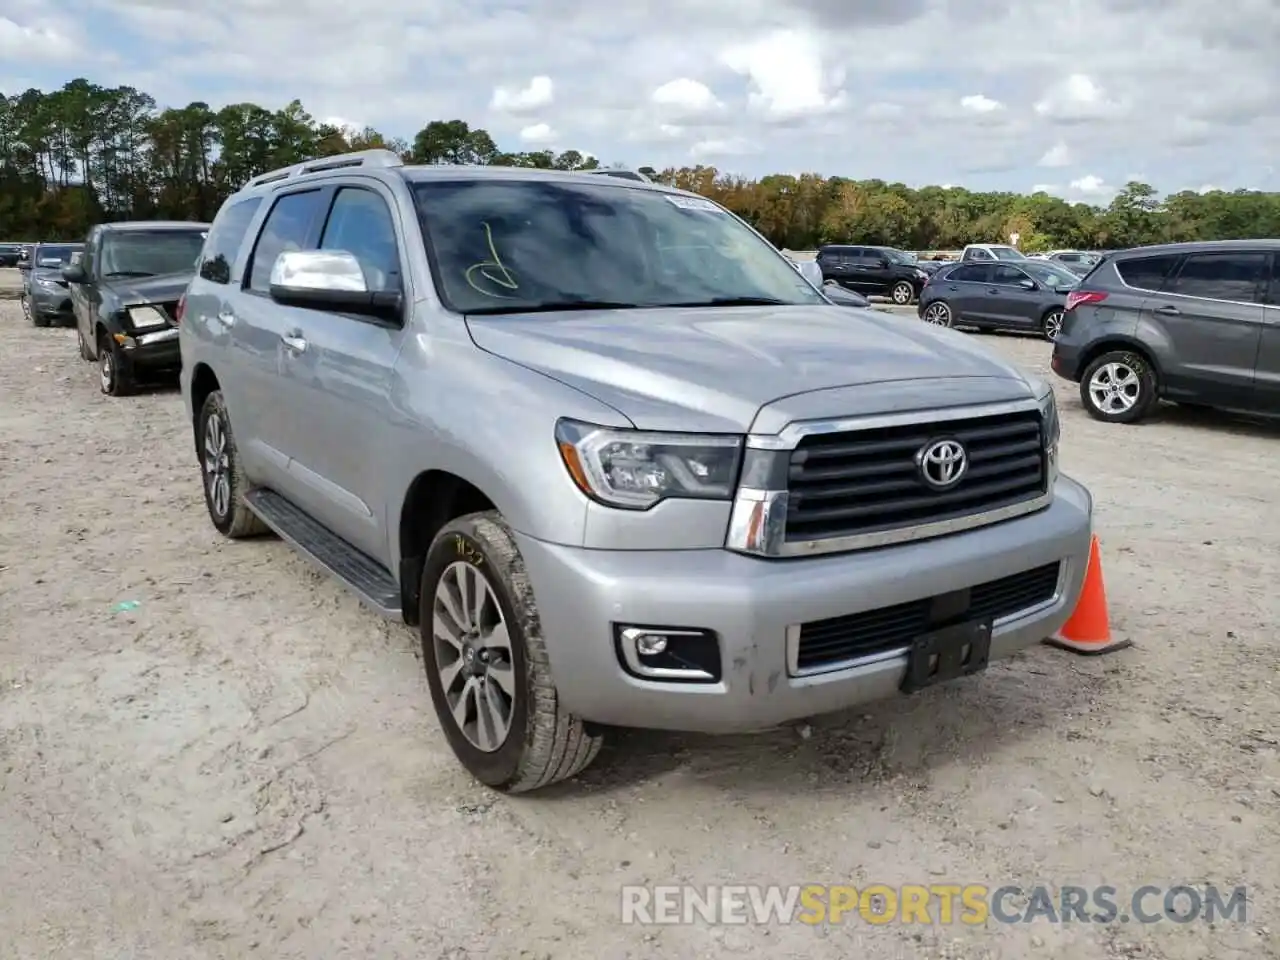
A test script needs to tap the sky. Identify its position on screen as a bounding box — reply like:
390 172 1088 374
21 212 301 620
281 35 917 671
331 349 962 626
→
3 0 1279 203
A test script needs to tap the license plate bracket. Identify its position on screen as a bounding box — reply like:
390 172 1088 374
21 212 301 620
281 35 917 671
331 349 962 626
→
900 619 993 693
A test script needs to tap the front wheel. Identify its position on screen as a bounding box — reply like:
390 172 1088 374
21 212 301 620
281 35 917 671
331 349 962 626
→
420 512 603 793
98 332 134 396
922 301 953 327
891 281 915 305
1080 350 1158 423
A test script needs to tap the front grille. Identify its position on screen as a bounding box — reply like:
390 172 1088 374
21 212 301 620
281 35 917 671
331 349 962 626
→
786 409 1046 544
794 562 1061 673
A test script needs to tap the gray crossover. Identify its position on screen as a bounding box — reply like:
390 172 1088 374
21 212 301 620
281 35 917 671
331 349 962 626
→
180 149 1094 792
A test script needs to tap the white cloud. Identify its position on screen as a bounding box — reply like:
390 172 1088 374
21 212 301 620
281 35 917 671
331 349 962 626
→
1038 142 1072 167
1069 174 1115 197
1034 74 1124 122
691 137 756 158
491 75 554 114
0 15 80 60
651 78 721 115
719 29 845 120
323 115 360 132
1197 184 1221 194
519 122 556 144
960 94 1002 113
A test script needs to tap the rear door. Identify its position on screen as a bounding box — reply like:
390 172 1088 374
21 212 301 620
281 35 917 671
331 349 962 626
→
1256 254 1280 415
1140 250 1267 408
229 185 332 501
933 263 992 321
816 247 852 283
849 247 890 295
275 182 410 559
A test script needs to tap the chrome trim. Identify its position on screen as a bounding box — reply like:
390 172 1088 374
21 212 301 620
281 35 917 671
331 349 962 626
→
619 627 716 681
785 560 1068 678
724 488 789 556
137 328 178 346
745 397 1040 450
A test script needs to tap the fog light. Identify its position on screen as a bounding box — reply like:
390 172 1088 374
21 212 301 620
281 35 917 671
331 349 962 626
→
615 625 721 683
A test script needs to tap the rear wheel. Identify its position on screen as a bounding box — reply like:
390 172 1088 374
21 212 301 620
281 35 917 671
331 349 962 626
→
420 512 603 793
922 301 953 327
1080 350 1158 423
1042 308 1065 341
891 281 914 305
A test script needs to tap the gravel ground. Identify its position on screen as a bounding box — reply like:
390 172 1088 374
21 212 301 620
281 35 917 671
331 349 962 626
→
1 285 1278 960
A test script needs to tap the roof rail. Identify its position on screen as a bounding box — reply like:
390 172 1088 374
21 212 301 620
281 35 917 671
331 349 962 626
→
586 169 652 183
244 148 404 189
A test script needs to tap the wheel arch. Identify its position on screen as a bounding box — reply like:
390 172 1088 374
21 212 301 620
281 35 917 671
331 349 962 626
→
1077 337 1164 387
189 363 222 456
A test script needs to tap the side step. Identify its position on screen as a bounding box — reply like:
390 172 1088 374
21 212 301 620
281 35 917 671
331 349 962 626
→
244 489 402 619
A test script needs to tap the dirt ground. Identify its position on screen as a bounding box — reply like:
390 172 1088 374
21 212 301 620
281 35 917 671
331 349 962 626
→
1 274 1277 960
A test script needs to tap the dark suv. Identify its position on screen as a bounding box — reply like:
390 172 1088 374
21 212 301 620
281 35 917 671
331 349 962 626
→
1050 240 1279 423
816 244 930 305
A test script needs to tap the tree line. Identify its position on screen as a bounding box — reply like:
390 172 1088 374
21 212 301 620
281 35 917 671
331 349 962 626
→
4 79 1279 252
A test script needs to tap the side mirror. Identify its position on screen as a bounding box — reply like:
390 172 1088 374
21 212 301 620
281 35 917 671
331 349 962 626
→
1018 278 1037 290
268 249 402 323
62 262 87 283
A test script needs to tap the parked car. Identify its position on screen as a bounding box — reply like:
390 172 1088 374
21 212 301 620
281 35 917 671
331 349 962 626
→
16 244 34 271
961 244 1028 263
815 244 930 304
180 149 1091 793
62 220 210 396
787 256 824 288
917 260 1079 340
21 242 84 327
819 278 871 308
1050 240 1280 423
0 243 21 267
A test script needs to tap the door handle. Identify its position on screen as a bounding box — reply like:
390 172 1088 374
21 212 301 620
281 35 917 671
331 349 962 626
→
1153 304 1180 315
281 333 307 353
213 310 236 328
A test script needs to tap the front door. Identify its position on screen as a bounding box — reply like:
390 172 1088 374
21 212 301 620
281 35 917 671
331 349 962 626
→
982 264 1041 328
1140 250 1266 409
71 230 101 357
275 184 410 560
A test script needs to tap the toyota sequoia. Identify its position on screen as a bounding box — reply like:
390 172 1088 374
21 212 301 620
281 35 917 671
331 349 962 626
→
180 149 1094 793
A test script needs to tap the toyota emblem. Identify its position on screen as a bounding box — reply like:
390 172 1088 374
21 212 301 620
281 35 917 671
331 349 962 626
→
917 438 968 489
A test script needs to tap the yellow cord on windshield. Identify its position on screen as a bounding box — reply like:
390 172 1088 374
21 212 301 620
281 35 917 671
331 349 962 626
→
464 222 519 297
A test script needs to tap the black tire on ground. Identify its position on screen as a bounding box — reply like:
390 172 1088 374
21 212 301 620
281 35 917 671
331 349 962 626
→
921 300 953 327
1042 308 1065 341
420 512 603 793
1078 349 1158 424
197 390 270 538
891 281 915 305
97 331 134 396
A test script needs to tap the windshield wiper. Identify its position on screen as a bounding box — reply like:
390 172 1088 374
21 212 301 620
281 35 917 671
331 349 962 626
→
103 270 156 278
663 296 789 307
466 299 643 315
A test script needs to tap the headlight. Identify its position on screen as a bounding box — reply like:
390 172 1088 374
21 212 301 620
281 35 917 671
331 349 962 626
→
127 306 169 330
913 269 928 280
555 419 743 509
35 276 61 290
1038 389 1060 455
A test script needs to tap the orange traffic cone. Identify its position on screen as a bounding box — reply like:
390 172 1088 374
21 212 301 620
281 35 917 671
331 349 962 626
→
1043 535 1130 655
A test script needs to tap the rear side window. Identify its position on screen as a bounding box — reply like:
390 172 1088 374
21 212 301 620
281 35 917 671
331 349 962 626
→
247 190 326 292
1115 255 1180 291
199 197 262 284
947 264 990 282
1165 252 1269 304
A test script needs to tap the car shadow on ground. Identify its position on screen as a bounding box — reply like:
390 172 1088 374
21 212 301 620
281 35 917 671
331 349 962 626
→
544 645 1113 797
1152 402 1280 438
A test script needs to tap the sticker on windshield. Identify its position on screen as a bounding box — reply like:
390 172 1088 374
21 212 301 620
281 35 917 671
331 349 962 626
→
665 195 723 214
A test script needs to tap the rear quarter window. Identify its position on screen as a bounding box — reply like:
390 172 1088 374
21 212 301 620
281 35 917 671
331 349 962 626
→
1115 254 1181 291
199 197 264 284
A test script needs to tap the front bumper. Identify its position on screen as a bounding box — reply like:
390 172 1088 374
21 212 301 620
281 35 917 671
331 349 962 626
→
29 286 74 320
114 326 181 372
516 475 1093 734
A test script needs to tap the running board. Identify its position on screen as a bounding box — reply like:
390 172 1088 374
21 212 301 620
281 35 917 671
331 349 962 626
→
244 489 402 619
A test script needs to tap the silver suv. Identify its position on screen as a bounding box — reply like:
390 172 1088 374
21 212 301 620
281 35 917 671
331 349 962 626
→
180 149 1094 793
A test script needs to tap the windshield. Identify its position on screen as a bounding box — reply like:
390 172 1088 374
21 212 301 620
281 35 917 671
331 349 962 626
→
991 246 1027 261
35 245 80 266
411 179 826 314
100 230 207 277
1024 263 1078 288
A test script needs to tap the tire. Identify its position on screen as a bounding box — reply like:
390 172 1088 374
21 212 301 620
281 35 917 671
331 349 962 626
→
97 331 134 396
420 512 603 793
197 390 269 538
891 281 914 305
921 300 953 327
1079 350 1158 424
1042 308 1065 342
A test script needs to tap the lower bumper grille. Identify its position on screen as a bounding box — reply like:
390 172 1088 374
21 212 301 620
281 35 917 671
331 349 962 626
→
793 561 1062 674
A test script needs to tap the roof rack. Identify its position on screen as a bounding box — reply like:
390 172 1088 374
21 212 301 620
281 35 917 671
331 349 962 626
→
244 148 405 189
585 169 652 183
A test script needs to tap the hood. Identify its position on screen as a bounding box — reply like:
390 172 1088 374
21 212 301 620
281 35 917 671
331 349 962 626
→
466 304 1038 433
103 270 193 306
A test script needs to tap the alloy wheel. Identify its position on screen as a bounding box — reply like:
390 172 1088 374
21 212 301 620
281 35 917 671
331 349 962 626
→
1087 362 1140 414
1044 310 1064 341
892 282 913 305
923 302 951 326
432 561 516 753
203 413 232 519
